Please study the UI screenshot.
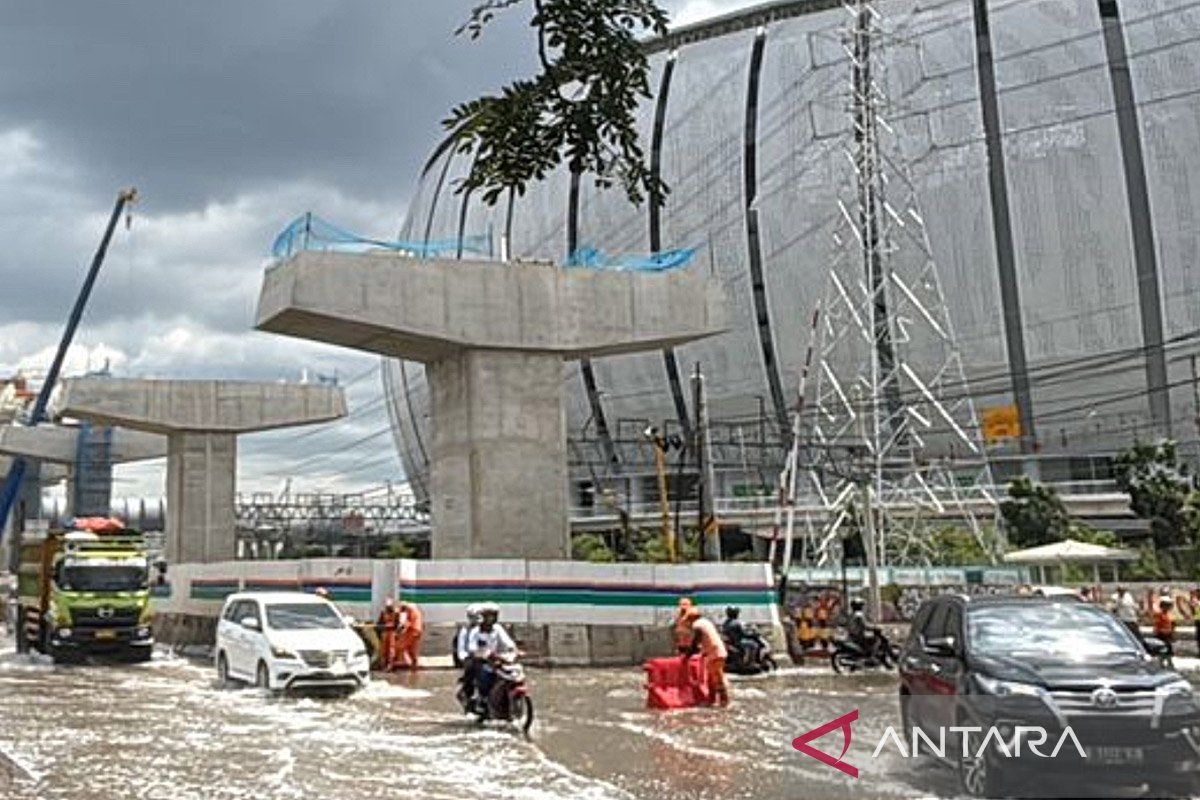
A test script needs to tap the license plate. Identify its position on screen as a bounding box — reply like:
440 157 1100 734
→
94 629 117 640
1086 746 1144 765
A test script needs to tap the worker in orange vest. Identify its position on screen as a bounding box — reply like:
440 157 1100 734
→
397 600 424 670
673 597 695 653
685 607 730 707
1153 596 1176 665
376 598 402 671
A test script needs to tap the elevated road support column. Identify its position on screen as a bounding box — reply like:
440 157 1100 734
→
255 252 727 559
58 379 346 563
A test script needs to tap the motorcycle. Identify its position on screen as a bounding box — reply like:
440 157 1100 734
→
456 652 535 734
830 627 897 673
724 624 779 675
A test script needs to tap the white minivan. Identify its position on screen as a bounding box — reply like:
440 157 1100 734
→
215 592 369 693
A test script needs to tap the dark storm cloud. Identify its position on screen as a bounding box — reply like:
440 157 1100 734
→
0 1 536 212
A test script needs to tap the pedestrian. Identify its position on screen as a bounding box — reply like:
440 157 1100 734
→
376 598 402 671
1111 585 1141 641
685 607 729 707
397 600 424 670
673 598 695 654
1153 596 1176 665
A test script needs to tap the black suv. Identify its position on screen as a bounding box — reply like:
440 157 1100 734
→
897 594 1200 798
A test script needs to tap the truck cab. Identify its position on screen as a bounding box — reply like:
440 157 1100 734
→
16 520 154 663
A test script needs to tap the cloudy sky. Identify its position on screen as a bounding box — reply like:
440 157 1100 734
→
0 0 753 499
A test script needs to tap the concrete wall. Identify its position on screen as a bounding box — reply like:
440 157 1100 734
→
154 558 780 664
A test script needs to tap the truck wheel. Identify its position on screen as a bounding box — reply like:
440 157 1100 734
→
14 606 28 654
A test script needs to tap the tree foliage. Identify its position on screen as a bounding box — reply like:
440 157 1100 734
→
1112 439 1200 550
999 476 1075 548
446 0 669 206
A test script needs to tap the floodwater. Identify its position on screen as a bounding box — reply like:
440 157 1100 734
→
0 647 1194 800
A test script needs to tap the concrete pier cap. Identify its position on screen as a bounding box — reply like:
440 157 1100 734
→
57 377 347 564
255 251 728 560
0 423 165 465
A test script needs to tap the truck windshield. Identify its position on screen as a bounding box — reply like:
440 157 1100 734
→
59 565 148 592
265 603 345 630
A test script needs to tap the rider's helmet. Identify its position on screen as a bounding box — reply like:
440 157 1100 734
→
478 601 501 621
725 606 740 619
850 597 866 612
313 587 331 600
465 603 482 624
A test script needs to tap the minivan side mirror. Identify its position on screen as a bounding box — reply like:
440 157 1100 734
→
1142 636 1168 657
240 616 260 631
924 635 957 657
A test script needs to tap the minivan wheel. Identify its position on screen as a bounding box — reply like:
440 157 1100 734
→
217 652 237 688
255 660 271 691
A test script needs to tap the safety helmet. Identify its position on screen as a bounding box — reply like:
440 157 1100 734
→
725 606 740 619
478 601 501 618
465 603 481 622
850 597 866 611
313 587 331 599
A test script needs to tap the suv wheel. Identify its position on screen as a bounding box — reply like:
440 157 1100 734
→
957 720 1005 798
255 660 271 691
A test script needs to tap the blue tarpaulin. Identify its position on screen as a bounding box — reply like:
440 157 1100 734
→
565 245 695 271
271 213 492 260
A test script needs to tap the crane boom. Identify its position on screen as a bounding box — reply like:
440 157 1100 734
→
0 188 137 539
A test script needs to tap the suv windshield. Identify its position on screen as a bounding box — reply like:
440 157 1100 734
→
59 565 147 592
967 603 1140 660
265 603 345 631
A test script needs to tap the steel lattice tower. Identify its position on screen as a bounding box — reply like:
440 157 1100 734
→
799 0 998 568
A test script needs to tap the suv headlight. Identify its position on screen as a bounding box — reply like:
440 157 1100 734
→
976 674 1043 698
270 646 300 660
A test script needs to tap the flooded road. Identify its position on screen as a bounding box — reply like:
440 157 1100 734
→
3 648 1195 800
0 647 941 800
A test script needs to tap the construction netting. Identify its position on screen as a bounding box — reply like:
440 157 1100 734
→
565 245 696 271
271 213 492 260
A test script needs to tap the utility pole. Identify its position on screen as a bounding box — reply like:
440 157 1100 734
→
1190 354 1200 468
644 426 676 562
693 363 721 561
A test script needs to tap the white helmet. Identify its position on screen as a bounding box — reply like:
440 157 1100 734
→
477 601 501 618
465 603 482 623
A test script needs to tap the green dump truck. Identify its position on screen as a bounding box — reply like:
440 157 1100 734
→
15 523 154 663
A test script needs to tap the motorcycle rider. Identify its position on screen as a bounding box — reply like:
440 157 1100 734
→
467 602 517 710
454 604 481 668
845 597 881 660
721 606 752 666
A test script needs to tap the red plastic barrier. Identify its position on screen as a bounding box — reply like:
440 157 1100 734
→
644 655 711 709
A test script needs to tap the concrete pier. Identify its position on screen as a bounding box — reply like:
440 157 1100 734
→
58 378 346 563
255 252 726 559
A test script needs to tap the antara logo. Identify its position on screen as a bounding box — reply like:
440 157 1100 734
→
793 709 1088 777
792 709 860 778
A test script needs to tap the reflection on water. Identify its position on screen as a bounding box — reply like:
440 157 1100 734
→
3 647 1189 799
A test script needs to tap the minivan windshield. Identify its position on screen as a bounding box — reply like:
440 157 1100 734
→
967 603 1140 660
265 603 345 631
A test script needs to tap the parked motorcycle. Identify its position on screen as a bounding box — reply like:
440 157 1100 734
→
724 624 779 675
457 653 535 734
830 627 897 673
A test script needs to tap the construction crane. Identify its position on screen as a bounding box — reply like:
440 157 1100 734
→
0 188 138 538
